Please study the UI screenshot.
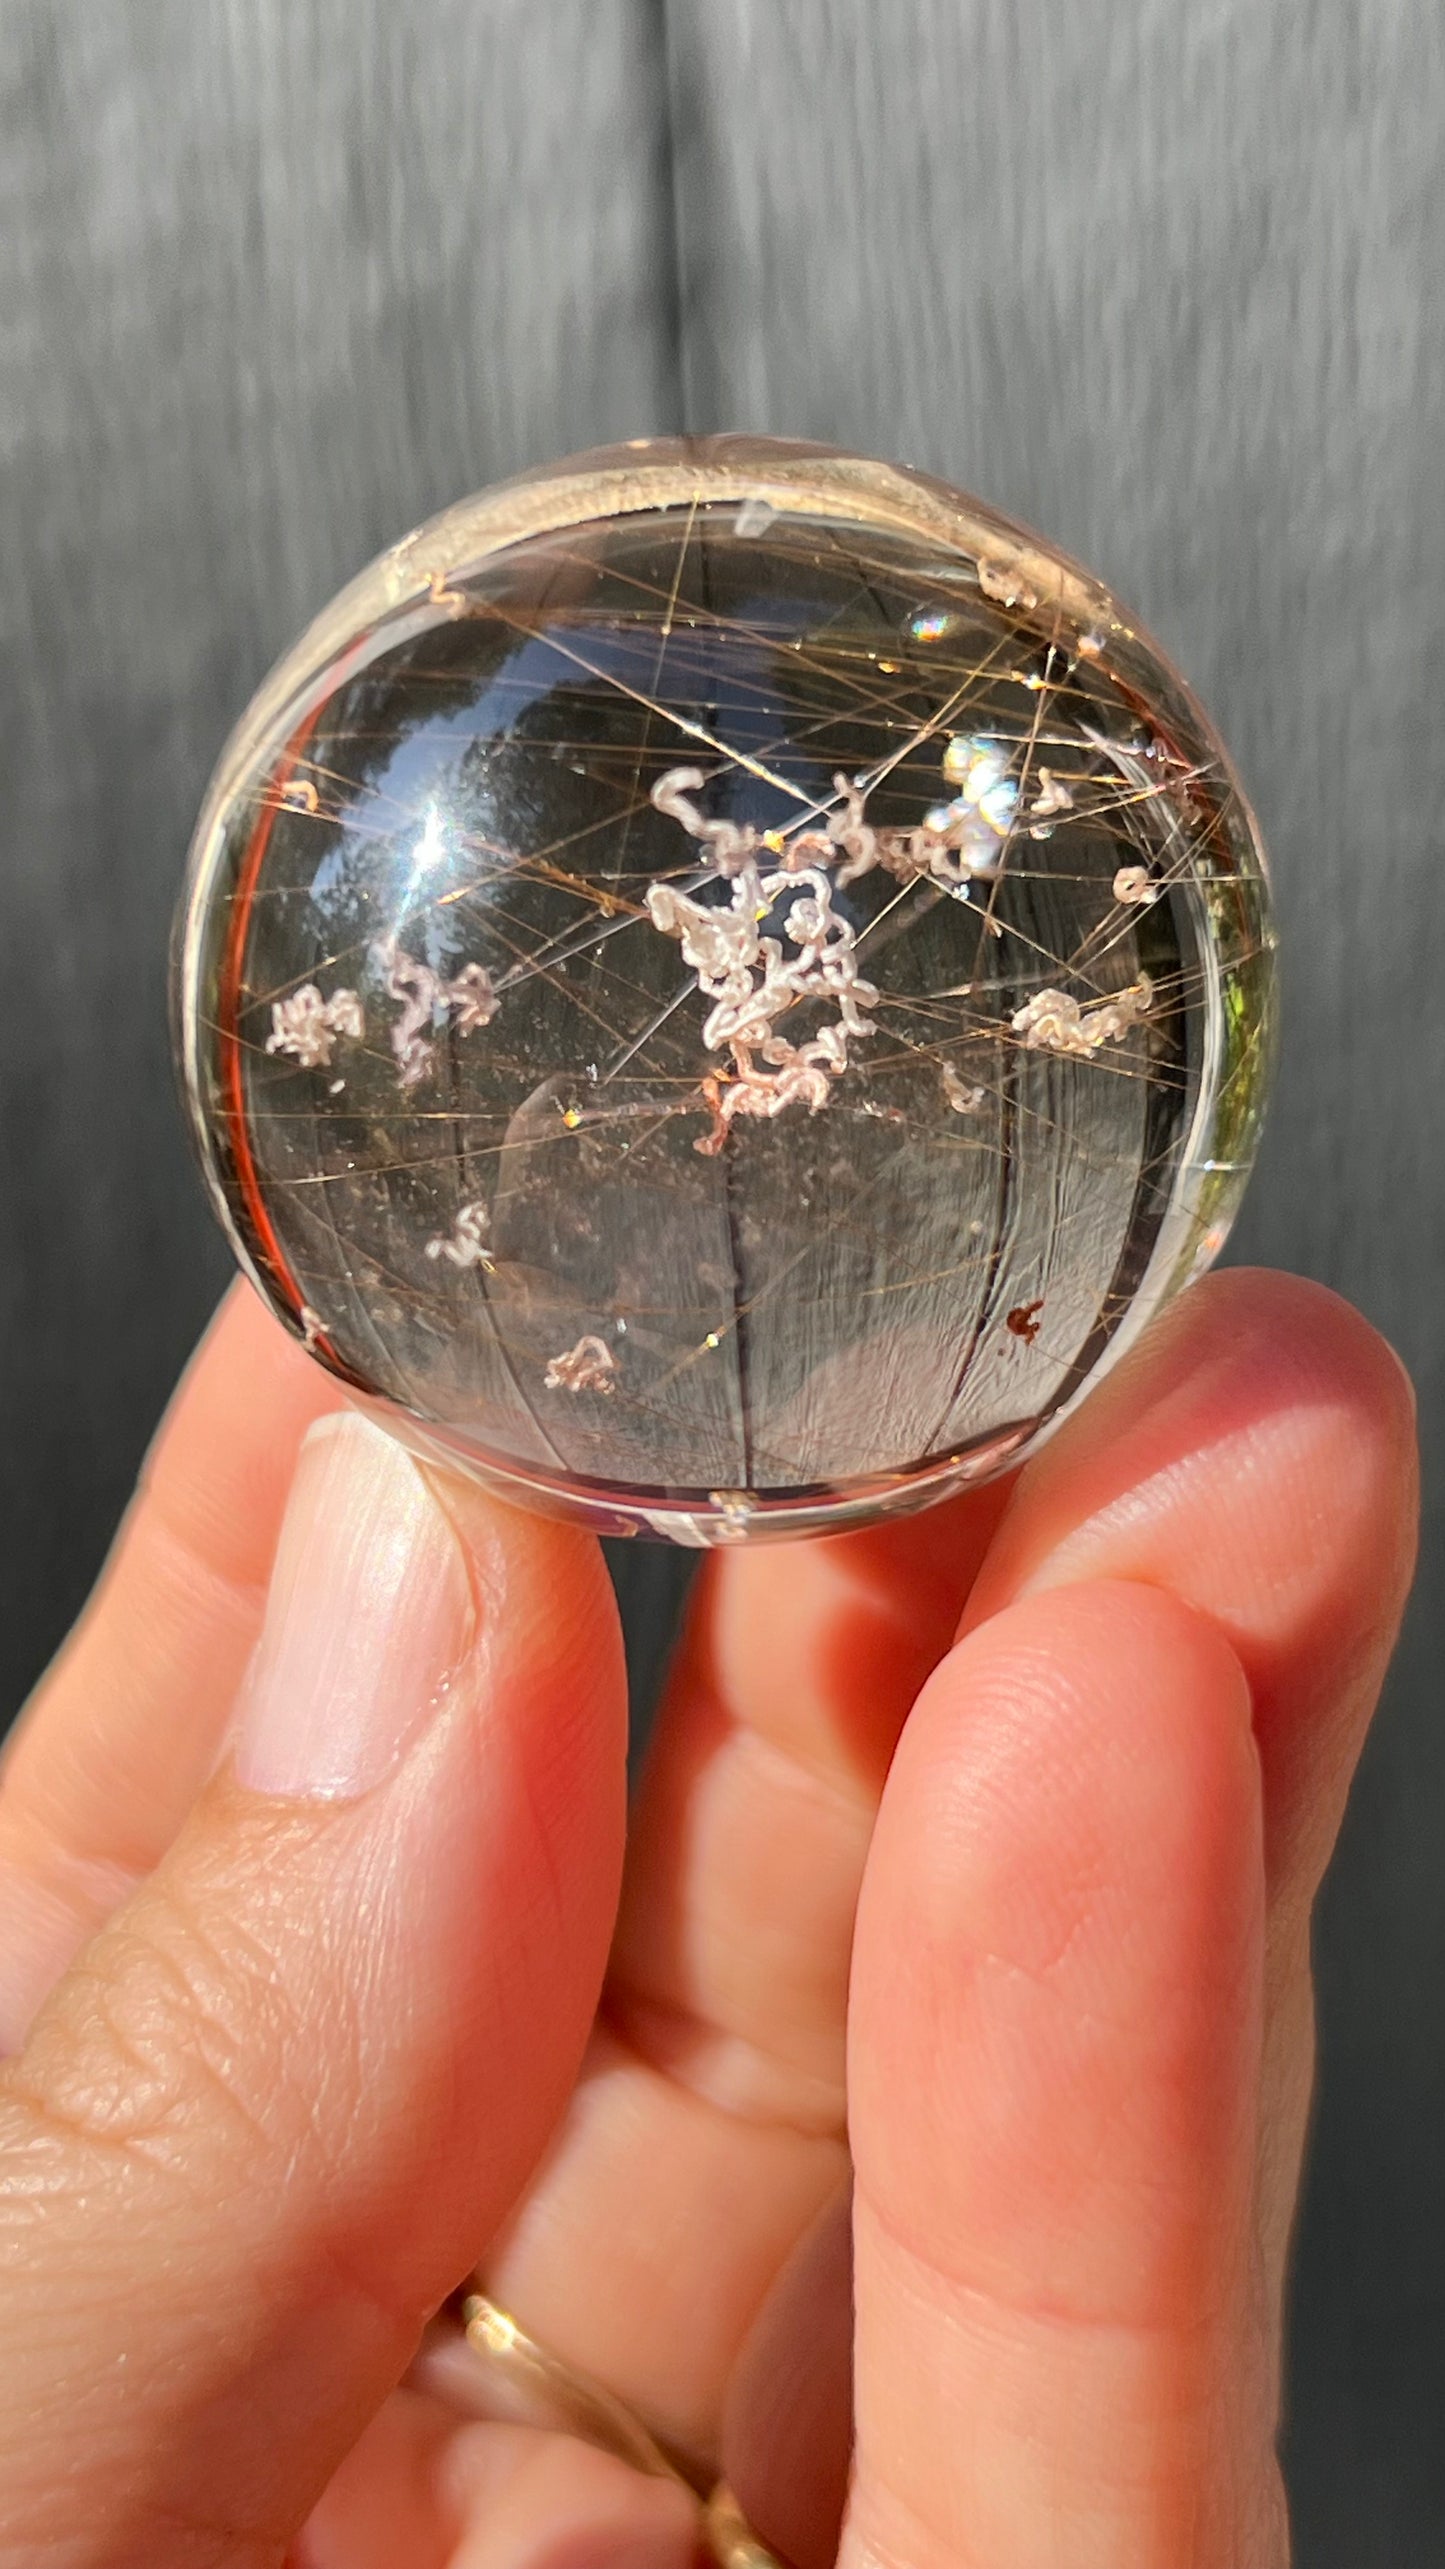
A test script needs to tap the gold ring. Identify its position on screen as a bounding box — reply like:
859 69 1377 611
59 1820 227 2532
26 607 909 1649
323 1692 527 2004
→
413 2288 785 2567
704 2477 786 2569
459 2292 690 2485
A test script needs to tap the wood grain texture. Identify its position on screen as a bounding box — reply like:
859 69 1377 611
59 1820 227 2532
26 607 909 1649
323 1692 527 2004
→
0 0 1440 2553
664 6 1445 2556
0 0 681 1707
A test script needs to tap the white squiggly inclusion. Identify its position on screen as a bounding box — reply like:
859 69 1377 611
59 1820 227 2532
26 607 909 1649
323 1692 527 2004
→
646 745 1018 1150
425 1201 495 1271
373 934 499 1087
264 983 364 1069
1011 977 1154 1059
544 1334 618 1394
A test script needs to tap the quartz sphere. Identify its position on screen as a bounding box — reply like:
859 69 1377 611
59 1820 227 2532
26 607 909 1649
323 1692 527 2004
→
174 437 1275 1543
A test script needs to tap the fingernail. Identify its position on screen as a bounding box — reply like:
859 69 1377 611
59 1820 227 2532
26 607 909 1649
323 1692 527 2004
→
234 1411 475 1799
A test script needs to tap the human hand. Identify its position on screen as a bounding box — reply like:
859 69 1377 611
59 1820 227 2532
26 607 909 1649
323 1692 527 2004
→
0 1268 1416 2568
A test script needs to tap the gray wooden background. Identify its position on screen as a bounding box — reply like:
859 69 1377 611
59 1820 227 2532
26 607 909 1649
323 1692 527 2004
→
0 3 1440 2555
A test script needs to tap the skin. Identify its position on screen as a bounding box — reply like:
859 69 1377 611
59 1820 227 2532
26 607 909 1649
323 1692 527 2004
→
0 1266 1418 2569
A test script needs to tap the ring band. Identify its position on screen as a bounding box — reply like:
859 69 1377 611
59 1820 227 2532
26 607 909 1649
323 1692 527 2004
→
460 2292 687 2484
419 2288 784 2568
705 2478 786 2569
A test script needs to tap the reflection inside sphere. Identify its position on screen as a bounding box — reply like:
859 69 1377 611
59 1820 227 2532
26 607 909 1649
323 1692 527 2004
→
177 445 1274 1542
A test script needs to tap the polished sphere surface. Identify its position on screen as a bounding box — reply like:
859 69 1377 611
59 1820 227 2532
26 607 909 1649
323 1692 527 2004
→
175 438 1274 1541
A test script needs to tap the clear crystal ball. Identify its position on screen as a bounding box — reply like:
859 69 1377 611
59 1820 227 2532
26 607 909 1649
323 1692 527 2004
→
175 438 1275 1543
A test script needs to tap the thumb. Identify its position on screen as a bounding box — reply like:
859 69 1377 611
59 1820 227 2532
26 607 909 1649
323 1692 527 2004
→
0 1412 627 2569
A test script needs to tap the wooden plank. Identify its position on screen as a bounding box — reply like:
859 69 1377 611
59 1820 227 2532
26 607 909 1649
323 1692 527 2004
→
0 0 682 1710
665 5 1445 2553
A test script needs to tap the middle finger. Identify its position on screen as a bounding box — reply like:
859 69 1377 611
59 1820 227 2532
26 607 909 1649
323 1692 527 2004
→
483 1486 1011 2466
